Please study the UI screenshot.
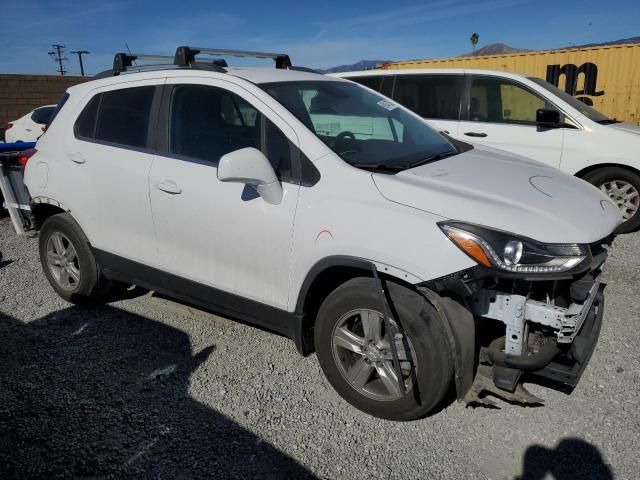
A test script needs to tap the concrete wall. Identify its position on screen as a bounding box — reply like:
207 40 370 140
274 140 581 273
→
0 74 90 141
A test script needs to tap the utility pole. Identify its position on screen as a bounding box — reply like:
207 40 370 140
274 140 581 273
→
48 44 67 76
71 50 90 76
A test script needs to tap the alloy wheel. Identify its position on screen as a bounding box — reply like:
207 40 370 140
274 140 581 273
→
46 232 81 291
600 180 640 221
331 309 416 401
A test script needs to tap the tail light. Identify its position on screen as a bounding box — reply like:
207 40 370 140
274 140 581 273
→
6 123 13 130
18 148 37 171
41 126 47 132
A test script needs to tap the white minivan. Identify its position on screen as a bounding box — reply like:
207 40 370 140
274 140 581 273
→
15 47 620 420
334 69 640 232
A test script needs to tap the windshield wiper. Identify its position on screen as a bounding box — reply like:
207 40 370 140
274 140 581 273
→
596 118 621 125
354 150 459 173
407 150 458 168
354 163 408 173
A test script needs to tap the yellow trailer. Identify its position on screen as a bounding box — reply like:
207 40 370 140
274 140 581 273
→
382 43 640 124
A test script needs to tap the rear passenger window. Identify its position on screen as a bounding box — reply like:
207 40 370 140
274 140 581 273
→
393 75 463 120
168 85 294 182
94 86 155 148
348 75 394 98
349 76 384 92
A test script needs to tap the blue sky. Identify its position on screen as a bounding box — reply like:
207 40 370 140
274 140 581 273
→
1 0 638 75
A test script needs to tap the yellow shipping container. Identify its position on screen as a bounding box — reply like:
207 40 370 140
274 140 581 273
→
382 43 640 124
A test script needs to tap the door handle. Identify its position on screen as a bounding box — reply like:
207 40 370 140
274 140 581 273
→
155 180 182 195
68 153 85 164
464 132 488 138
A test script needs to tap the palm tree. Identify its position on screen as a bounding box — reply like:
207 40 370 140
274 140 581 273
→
470 33 479 53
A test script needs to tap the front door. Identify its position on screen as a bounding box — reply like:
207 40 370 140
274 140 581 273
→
149 79 300 310
457 75 564 167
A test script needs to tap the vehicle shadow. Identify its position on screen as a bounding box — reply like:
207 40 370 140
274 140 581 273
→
515 437 614 480
0 305 316 479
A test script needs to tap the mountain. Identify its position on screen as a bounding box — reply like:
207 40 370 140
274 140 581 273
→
461 42 531 57
318 35 640 72
560 35 640 49
460 36 640 58
319 60 392 74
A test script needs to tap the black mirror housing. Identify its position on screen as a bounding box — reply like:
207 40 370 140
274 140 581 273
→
536 108 562 126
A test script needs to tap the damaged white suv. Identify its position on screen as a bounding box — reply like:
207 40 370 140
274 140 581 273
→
21 47 620 420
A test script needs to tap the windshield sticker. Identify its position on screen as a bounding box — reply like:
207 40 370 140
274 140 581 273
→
377 99 398 111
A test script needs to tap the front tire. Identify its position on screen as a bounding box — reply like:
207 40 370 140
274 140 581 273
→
584 167 640 233
315 277 453 421
39 213 111 303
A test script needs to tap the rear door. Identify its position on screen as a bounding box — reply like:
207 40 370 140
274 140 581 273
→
391 74 464 136
59 80 163 265
457 75 564 166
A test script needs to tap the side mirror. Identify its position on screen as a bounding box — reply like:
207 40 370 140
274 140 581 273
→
536 108 562 127
217 147 283 205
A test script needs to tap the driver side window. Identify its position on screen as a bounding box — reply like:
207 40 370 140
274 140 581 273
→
168 85 294 182
469 76 552 125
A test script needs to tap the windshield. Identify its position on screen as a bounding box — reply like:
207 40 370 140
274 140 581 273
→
527 77 612 123
260 81 458 170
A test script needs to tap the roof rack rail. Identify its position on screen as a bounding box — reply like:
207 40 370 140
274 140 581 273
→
174 46 292 69
94 46 319 79
113 53 174 73
95 52 176 78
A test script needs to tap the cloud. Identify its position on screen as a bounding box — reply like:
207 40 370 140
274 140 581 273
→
312 0 531 38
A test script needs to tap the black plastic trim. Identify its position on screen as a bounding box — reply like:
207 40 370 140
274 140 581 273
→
528 288 604 390
294 256 374 315
94 249 307 354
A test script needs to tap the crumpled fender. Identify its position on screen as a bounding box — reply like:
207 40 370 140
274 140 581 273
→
417 286 476 400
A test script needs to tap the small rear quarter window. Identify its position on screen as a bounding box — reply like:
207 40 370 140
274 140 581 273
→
75 94 101 138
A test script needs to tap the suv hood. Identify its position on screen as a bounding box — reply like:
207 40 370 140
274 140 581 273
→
372 146 621 244
609 122 640 136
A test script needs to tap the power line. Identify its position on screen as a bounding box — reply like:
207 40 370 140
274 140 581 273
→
48 44 67 76
71 50 90 76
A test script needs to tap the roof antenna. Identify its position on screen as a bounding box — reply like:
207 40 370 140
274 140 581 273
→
125 43 137 66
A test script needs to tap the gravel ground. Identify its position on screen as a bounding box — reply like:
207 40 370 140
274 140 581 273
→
0 215 639 479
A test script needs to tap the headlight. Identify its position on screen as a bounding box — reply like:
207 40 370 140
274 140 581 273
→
439 222 589 274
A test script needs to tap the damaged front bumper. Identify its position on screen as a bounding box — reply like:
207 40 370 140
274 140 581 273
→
463 265 605 406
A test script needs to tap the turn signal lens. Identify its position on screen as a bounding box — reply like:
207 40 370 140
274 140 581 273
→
445 229 492 267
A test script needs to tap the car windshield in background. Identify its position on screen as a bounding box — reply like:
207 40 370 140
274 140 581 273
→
31 106 56 125
527 77 614 124
260 81 458 171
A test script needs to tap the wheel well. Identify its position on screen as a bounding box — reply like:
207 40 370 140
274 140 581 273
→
297 264 418 355
31 203 66 230
574 163 640 180
298 266 368 354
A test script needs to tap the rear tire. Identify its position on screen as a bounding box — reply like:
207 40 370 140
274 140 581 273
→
315 277 453 420
583 167 640 233
39 213 112 303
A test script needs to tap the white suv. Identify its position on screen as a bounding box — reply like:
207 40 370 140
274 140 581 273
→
22 47 620 420
334 69 640 233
